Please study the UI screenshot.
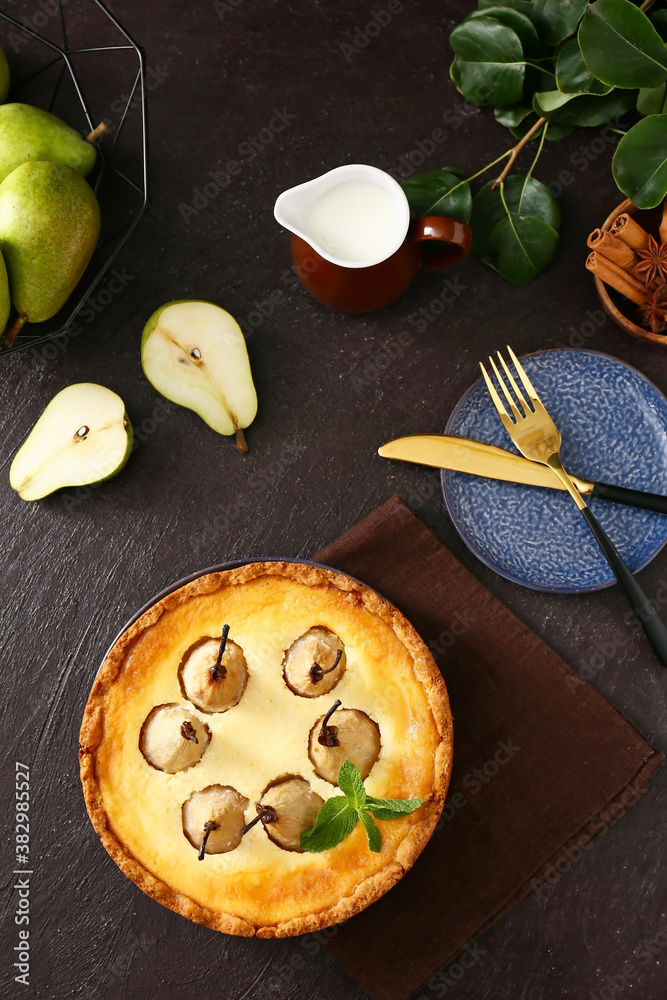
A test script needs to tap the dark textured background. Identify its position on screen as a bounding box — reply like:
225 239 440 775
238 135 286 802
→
0 1 665 998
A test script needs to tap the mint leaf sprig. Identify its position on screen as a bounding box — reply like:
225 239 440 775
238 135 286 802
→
299 759 426 854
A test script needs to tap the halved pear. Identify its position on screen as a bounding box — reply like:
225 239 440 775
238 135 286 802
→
283 627 346 698
141 300 257 453
140 704 210 773
182 785 249 855
179 634 249 713
259 776 324 852
308 708 381 785
10 383 132 501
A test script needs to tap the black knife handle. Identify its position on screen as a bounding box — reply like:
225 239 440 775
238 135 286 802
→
581 506 667 668
592 481 667 515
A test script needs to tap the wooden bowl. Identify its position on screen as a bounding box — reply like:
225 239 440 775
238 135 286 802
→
594 198 667 346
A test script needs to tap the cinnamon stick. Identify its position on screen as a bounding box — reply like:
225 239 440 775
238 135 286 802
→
609 214 651 251
660 202 667 246
587 229 638 270
586 251 647 305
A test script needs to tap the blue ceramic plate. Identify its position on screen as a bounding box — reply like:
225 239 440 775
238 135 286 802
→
442 349 667 593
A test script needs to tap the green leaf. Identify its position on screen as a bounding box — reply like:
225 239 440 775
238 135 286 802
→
360 811 382 853
555 38 613 95
471 183 510 263
298 796 357 853
534 89 574 112
299 760 432 852
449 17 525 106
652 10 667 43
532 87 636 126
337 759 366 810
507 113 573 140
613 114 667 209
468 6 540 57
543 122 574 141
400 169 472 223
494 101 533 127
365 796 427 820
490 213 559 284
637 84 667 117
508 177 560 229
471 176 560 283
450 56 463 91
532 0 588 44
578 0 667 90
478 0 536 18
471 174 559 262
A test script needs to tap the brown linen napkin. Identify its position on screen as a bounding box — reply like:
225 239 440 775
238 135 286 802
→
315 495 663 1000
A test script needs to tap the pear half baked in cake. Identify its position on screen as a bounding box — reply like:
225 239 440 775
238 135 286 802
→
79 561 453 937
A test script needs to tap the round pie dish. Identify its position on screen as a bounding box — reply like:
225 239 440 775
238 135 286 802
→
79 560 453 938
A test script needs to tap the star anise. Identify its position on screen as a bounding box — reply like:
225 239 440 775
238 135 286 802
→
639 284 667 334
633 235 667 286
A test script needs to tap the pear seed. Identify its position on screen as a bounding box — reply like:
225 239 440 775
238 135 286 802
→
75 425 89 439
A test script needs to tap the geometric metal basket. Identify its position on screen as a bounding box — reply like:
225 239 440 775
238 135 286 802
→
0 0 149 355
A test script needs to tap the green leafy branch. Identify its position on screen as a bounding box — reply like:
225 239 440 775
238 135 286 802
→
402 0 667 285
299 759 426 854
401 142 560 285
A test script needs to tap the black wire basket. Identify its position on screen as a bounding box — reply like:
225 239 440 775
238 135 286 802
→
0 0 148 356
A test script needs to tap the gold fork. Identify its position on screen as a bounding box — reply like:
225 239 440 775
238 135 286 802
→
481 346 667 668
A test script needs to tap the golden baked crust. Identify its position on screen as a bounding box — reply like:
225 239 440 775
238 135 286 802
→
80 561 453 937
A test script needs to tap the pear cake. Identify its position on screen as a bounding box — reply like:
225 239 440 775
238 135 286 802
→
80 561 453 937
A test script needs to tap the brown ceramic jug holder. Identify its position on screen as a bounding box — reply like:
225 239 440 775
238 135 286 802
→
292 215 471 313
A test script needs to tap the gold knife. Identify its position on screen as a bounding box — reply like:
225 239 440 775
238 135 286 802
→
378 435 667 514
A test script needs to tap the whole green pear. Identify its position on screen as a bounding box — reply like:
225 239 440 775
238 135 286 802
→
0 250 9 335
0 104 97 183
0 161 101 325
0 49 9 103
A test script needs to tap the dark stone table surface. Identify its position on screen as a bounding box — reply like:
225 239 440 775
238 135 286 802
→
0 1 665 998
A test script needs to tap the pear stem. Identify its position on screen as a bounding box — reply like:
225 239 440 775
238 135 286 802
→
2 312 27 350
86 121 109 144
492 117 547 189
319 699 342 747
211 624 229 681
241 804 277 836
198 820 217 861
310 649 343 684
235 428 249 454
180 721 199 743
